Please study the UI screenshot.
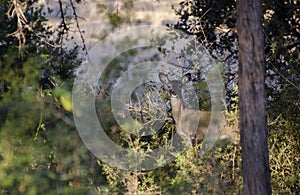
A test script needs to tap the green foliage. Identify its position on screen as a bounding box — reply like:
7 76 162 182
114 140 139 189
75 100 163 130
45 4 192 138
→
108 12 123 29
268 119 300 194
98 143 242 194
0 1 103 194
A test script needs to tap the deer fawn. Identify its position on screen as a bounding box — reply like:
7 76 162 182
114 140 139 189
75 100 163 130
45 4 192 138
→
159 72 238 146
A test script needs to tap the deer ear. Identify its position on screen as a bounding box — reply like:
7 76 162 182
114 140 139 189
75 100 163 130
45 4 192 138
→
158 73 169 84
181 73 191 84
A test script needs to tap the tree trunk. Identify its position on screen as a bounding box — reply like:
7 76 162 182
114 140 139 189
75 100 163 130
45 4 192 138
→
237 0 272 194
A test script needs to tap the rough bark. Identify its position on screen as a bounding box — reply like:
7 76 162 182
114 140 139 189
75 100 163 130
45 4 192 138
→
237 0 272 194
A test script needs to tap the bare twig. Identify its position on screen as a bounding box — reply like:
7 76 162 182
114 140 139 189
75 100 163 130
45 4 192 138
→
58 0 69 32
69 0 88 55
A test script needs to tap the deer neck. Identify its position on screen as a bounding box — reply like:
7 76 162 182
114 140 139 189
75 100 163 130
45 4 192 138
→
170 96 184 123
